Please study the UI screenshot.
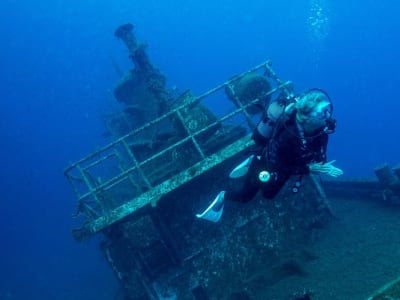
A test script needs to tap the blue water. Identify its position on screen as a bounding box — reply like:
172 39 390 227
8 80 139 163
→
1 0 399 299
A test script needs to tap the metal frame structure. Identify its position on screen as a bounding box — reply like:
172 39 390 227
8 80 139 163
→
64 60 293 240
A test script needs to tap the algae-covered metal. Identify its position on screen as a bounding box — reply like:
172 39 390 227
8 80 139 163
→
64 23 348 299
64 39 293 241
367 276 400 300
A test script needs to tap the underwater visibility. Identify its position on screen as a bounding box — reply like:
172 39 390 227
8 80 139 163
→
64 23 400 300
3 1 400 299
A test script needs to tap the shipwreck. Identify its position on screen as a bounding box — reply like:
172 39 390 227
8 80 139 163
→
64 23 400 300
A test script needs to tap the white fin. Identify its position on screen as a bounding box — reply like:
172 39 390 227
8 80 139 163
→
196 191 225 222
229 155 254 178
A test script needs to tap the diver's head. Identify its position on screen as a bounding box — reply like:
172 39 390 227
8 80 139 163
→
295 89 333 134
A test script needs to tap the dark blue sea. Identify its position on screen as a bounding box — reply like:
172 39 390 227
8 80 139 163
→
1 0 400 299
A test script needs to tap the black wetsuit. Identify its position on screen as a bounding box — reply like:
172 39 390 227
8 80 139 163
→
226 110 328 203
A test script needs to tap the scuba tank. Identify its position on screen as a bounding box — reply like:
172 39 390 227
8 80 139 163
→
257 101 284 138
252 100 295 146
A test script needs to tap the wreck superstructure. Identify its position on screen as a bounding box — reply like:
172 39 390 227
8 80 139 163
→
64 24 400 300
64 23 296 242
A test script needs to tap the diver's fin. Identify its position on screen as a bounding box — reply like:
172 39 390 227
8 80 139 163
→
196 191 225 222
229 155 254 178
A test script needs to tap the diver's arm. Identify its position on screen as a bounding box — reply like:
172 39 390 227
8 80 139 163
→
308 133 343 177
309 160 344 177
316 134 329 163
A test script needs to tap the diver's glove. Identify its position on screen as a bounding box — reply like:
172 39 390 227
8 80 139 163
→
308 160 344 177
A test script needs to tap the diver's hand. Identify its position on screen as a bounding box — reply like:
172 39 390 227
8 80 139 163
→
309 160 344 177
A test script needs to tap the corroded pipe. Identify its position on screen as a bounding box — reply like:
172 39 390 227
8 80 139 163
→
115 23 138 54
114 23 151 72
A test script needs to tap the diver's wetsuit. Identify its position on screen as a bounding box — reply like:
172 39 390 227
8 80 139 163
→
226 110 328 203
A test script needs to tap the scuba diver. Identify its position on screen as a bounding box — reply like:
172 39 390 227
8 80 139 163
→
196 89 343 222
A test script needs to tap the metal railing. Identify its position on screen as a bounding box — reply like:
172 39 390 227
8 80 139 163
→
64 60 293 240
